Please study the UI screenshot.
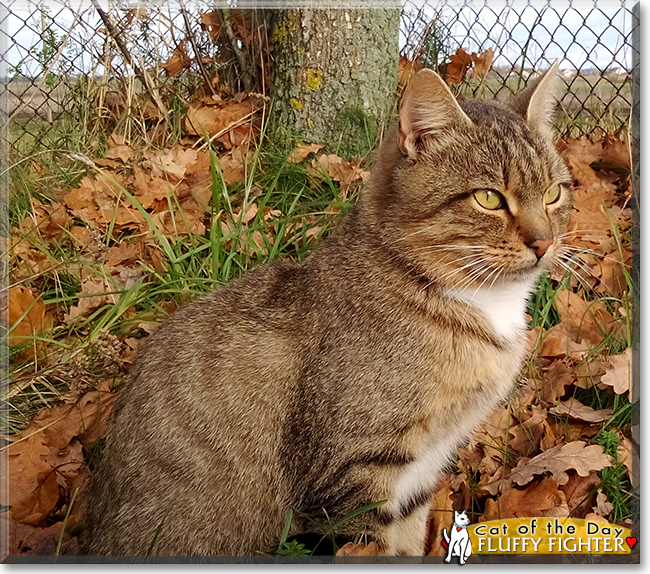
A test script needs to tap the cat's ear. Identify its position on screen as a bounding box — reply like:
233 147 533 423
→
398 69 472 158
513 60 562 139
454 510 460 519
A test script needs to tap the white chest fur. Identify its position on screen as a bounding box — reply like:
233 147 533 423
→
389 399 497 515
389 279 536 515
445 279 535 342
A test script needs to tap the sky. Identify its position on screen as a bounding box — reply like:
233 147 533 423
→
0 0 637 79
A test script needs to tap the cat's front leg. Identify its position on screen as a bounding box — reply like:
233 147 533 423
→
380 504 429 556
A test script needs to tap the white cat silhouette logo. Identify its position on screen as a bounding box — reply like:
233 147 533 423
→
442 510 472 565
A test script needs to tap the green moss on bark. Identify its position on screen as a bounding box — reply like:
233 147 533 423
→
271 6 399 159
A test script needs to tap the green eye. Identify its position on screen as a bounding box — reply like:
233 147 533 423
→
545 184 561 204
474 189 505 210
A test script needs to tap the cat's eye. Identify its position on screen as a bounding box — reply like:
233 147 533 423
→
474 189 505 210
544 184 562 205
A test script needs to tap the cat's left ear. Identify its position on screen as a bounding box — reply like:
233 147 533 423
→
513 60 562 139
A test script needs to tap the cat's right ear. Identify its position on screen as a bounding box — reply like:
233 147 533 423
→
513 60 562 139
398 69 472 159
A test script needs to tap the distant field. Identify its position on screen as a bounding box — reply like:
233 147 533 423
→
4 69 632 154
3 81 70 120
455 71 631 135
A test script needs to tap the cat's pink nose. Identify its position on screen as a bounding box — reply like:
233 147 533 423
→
529 238 553 260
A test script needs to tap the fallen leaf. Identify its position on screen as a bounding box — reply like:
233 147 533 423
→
104 242 142 270
5 517 63 555
592 491 614 518
601 349 631 394
539 419 558 452
616 435 632 477
559 471 600 517
6 286 53 356
549 397 614 423
108 134 127 147
184 100 256 141
7 388 116 527
508 406 548 457
600 133 631 169
151 208 206 238
482 478 565 521
311 154 370 186
144 148 198 182
160 41 191 76
219 150 246 184
574 360 608 389
539 360 573 404
584 512 609 524
105 144 133 164
7 434 58 526
510 441 612 486
555 289 614 345
477 466 511 497
13 200 69 244
64 277 119 323
538 323 591 360
287 143 323 163
548 419 601 443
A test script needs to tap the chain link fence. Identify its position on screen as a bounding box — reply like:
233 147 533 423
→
0 0 639 162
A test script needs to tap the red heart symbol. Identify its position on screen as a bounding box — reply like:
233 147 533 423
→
626 537 637 549
456 527 462 532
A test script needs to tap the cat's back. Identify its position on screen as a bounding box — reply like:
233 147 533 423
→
84 260 326 555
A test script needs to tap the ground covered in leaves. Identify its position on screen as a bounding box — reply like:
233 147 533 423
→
4 84 637 557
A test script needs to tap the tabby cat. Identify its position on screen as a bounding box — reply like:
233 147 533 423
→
84 64 572 556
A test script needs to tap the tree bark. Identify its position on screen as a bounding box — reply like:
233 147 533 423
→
272 5 400 158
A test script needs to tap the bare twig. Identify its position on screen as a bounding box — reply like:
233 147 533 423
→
90 0 169 123
179 0 216 95
222 7 253 92
91 0 145 83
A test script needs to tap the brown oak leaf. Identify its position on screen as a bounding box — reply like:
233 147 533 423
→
509 441 612 486
482 478 566 521
601 349 631 395
549 397 614 423
7 286 53 357
287 143 323 163
559 471 600 517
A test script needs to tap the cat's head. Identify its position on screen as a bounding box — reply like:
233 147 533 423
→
370 63 572 290
454 510 470 527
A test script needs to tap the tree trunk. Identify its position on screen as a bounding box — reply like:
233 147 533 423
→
272 5 400 158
